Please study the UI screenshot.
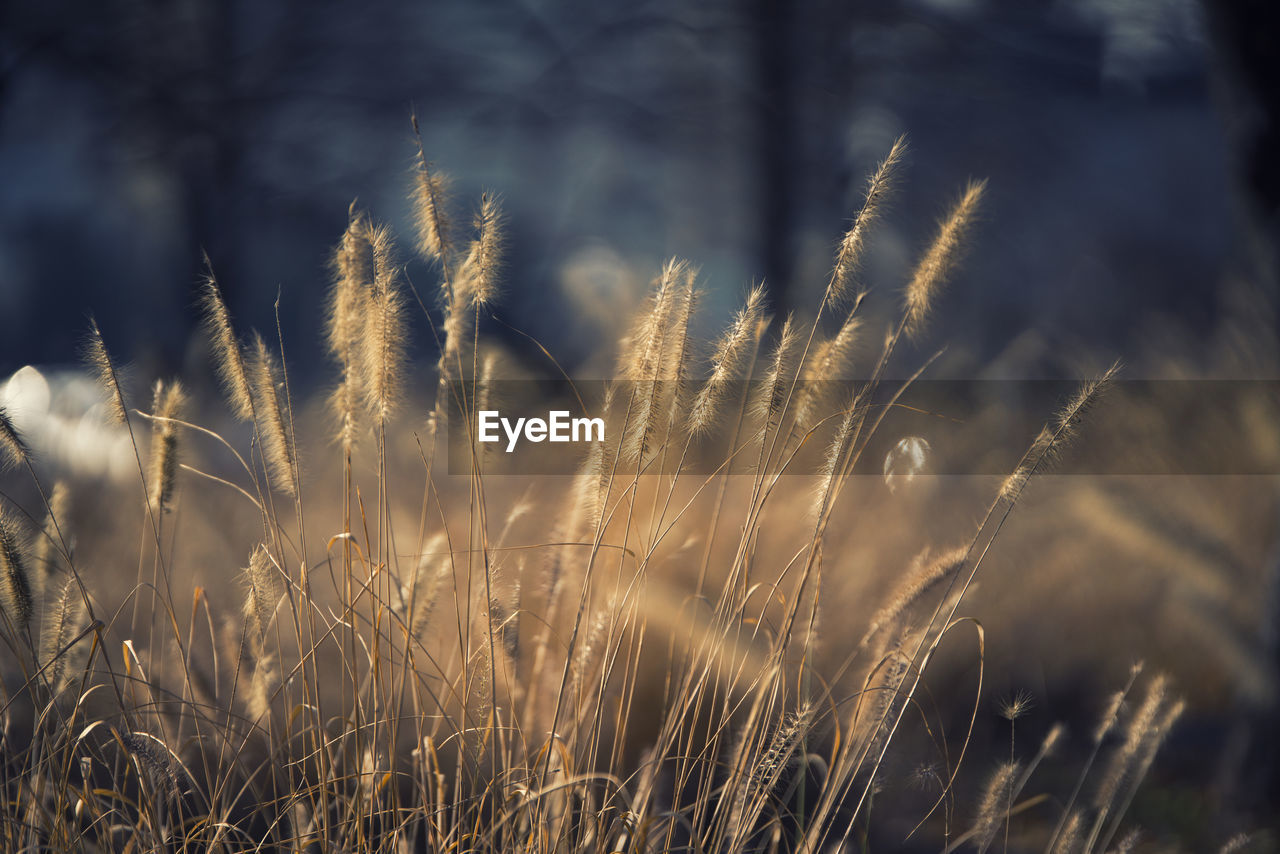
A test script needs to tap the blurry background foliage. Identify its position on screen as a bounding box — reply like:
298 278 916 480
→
0 0 1276 384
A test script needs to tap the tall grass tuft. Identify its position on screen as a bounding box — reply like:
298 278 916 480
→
0 137 1229 854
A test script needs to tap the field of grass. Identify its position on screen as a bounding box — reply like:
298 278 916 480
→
1 134 1276 852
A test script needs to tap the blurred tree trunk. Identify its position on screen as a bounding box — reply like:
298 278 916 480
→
1200 0 1280 816
752 0 796 300
1202 0 1280 290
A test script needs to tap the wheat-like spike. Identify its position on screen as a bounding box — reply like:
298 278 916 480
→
146 380 186 514
830 136 906 305
249 334 297 496
461 192 503 307
200 270 254 422
0 406 29 472
35 481 70 582
410 124 455 266
360 224 408 421
85 318 128 426
903 178 986 339
0 510 34 630
688 283 766 434
243 544 282 641
971 760 1020 854
40 573 84 694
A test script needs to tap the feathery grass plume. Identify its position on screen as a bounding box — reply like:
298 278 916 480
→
621 258 685 382
360 224 408 421
971 761 1020 854
814 388 868 517
570 601 611 698
998 425 1054 502
752 315 799 431
644 267 699 458
795 294 865 430
557 439 608 568
120 731 180 800
243 544 282 641
687 283 766 434
903 178 985 339
503 575 521 662
410 120 454 267
860 648 911 775
1090 693 1183 853
326 206 372 451
1219 833 1252 854
85 317 128 425
999 689 1035 722
663 267 699 395
0 510 33 630
830 136 906 305
434 264 473 434
247 652 278 723
999 362 1120 502
200 269 254 422
147 379 187 514
727 703 815 842
1093 687 1128 744
863 546 967 643
34 481 70 581
1110 829 1141 853
488 595 515 665
621 259 688 462
1041 721 1066 756
1093 674 1168 811
328 205 374 352
249 334 296 496
1053 812 1083 854
0 406 29 472
402 534 450 640
460 192 503 307
40 573 84 695
1053 360 1121 445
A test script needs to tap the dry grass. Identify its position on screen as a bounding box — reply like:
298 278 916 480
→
0 136 1271 854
